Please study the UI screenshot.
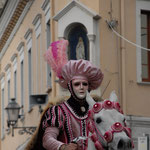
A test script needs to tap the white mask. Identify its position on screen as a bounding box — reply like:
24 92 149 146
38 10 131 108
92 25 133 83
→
72 79 89 99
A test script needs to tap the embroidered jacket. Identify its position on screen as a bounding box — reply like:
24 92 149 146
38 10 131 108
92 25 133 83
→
42 96 89 150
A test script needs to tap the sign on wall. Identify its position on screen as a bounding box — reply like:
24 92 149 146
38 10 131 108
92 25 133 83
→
138 136 148 150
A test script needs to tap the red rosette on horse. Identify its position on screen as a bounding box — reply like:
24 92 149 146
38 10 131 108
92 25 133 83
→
93 103 102 113
103 100 113 109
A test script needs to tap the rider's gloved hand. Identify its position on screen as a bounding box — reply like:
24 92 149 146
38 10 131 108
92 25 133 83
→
59 143 78 150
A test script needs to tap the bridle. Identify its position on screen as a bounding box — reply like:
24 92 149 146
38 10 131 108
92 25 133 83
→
87 100 134 150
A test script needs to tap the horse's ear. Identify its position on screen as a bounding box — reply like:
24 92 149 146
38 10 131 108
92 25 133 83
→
109 90 118 102
86 91 96 108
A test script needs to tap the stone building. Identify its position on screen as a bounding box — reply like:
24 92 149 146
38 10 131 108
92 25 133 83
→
0 0 150 149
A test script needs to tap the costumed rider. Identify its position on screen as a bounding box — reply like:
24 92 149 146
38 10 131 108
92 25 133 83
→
43 39 104 150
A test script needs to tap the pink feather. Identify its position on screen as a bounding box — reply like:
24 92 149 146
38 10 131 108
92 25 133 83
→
44 39 69 78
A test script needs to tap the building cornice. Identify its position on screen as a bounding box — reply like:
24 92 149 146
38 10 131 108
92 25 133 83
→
0 0 20 37
0 0 34 61
0 0 29 52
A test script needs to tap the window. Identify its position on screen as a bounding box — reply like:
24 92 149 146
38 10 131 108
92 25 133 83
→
68 24 89 60
46 20 51 88
42 0 51 91
21 61 24 115
36 32 41 92
24 29 32 110
1 76 5 139
18 43 24 114
1 88 5 139
11 54 17 100
28 49 32 98
141 11 150 82
27 47 32 111
14 71 17 100
136 0 150 83
8 80 10 102
33 14 42 93
5 65 11 102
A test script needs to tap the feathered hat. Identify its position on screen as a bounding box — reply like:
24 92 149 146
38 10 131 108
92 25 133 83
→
44 39 103 90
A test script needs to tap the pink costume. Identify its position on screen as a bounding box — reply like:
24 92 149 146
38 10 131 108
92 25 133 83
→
42 40 104 150
42 99 89 150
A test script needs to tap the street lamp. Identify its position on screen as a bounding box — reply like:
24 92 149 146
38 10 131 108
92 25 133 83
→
5 98 36 136
5 98 20 127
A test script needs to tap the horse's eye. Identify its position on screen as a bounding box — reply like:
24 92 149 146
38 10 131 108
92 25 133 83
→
96 117 102 124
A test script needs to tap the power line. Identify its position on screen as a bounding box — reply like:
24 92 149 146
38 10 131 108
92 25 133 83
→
106 20 150 52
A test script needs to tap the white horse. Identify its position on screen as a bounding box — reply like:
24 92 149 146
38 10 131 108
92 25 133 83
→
85 91 134 150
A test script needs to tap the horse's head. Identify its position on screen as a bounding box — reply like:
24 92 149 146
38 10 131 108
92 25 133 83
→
86 91 134 150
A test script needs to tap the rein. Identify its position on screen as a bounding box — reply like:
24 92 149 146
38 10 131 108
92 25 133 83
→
87 100 134 150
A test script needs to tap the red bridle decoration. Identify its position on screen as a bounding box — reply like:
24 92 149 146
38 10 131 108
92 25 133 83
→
92 100 123 114
87 100 134 150
104 122 131 143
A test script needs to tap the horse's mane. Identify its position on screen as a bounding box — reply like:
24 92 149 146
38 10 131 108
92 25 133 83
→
25 95 103 150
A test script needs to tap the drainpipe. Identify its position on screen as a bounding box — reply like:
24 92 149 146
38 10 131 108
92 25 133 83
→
50 0 56 98
120 0 127 114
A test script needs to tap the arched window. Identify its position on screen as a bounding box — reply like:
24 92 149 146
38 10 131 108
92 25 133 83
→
68 24 89 60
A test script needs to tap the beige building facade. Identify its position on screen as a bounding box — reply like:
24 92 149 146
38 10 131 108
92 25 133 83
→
0 0 150 149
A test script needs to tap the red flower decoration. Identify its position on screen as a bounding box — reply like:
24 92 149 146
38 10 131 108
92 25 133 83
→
91 132 98 143
111 122 123 132
104 131 113 143
103 100 113 109
94 141 104 150
88 121 95 133
93 103 102 113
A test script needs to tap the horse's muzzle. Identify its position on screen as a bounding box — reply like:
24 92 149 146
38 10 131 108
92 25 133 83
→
117 138 132 150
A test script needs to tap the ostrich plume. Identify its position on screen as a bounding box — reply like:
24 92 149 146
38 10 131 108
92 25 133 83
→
44 39 69 78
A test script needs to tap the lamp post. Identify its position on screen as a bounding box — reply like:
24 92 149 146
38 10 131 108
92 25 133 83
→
5 98 20 128
5 98 36 136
